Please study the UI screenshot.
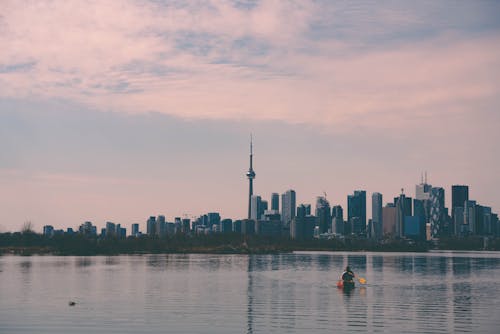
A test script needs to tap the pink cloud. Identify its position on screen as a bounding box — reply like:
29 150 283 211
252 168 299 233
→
0 0 499 134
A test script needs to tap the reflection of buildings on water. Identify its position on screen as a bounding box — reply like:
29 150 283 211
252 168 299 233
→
105 256 120 266
365 253 500 333
76 256 93 267
145 253 241 272
246 254 299 334
452 256 473 332
347 254 367 272
20 260 32 272
370 255 385 330
147 254 170 269
246 255 254 334
19 259 33 297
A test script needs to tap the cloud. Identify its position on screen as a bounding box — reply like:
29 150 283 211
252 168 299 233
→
1 1 500 231
0 0 499 134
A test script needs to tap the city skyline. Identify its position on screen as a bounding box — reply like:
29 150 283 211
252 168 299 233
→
1 1 500 231
12 163 499 234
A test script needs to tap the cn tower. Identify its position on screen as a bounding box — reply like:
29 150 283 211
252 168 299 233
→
246 135 256 219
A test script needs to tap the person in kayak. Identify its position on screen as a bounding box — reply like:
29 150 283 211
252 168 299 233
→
341 266 356 288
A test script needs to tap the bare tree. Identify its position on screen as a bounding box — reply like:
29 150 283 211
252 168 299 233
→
21 221 34 234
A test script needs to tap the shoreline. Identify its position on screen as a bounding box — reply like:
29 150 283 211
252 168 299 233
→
2 233 498 256
3 246 496 256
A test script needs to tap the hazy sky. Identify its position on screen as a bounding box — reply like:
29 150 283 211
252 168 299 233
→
1 0 499 232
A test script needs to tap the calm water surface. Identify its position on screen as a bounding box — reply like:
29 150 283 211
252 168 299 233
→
1 251 499 333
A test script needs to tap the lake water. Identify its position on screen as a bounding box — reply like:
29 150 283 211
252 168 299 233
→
1 251 499 333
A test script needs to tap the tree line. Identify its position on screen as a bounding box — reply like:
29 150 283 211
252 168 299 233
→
2 229 499 255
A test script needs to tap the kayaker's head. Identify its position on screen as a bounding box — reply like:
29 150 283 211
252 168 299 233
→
345 266 351 272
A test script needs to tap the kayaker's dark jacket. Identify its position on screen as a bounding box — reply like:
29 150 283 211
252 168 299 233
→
342 270 355 282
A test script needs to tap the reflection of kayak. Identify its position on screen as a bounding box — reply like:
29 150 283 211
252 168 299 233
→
336 280 355 289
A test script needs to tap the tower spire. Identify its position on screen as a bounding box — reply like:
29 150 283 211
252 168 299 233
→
250 134 253 168
246 135 256 219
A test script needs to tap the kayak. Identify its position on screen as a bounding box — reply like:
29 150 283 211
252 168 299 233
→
336 280 355 289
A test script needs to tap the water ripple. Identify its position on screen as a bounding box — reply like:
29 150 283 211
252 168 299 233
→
1 252 500 333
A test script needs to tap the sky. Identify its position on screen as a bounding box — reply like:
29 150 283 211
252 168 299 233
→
1 0 499 232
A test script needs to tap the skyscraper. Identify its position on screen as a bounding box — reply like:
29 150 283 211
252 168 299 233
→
290 215 316 240
79 221 97 236
452 185 469 208
297 204 307 218
219 219 232 233
43 225 54 236
395 191 406 238
246 136 256 219
372 192 383 238
416 172 432 200
394 196 412 216
315 196 331 234
332 205 343 219
207 212 221 228
297 203 312 218
475 204 485 235
271 193 279 212
261 200 268 215
281 189 296 227
304 204 311 216
182 218 191 233
382 204 396 236
332 205 344 235
452 185 469 235
453 206 465 236
492 213 499 237
147 216 156 236
464 200 477 235
429 187 445 238
250 195 262 220
348 190 366 235
131 223 139 236
482 206 492 235
415 174 432 224
105 221 116 237
414 199 425 219
156 215 166 237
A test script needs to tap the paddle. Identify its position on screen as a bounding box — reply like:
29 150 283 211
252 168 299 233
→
358 277 367 284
